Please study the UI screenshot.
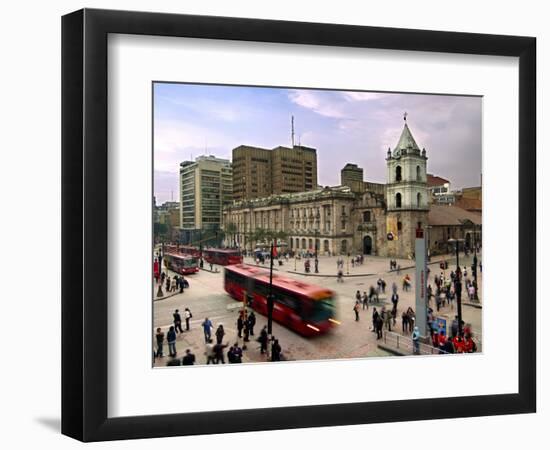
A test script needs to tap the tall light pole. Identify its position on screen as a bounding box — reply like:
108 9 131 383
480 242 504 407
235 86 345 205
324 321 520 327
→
472 223 479 301
448 237 464 336
314 228 319 273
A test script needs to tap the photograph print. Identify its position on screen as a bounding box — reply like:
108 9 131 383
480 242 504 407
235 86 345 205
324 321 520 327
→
152 82 482 368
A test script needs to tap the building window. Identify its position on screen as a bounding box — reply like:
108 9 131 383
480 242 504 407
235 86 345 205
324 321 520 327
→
341 240 348 254
363 211 371 222
323 240 329 253
417 192 421 207
395 166 402 182
416 165 421 181
290 237 293 249
302 238 306 248
397 221 403 232
395 193 402 208
341 205 346 215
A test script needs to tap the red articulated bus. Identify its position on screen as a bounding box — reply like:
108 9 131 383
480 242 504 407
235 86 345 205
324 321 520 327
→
164 252 199 275
224 264 337 337
203 248 243 266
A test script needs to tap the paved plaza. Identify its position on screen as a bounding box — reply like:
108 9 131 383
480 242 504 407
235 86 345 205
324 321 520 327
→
153 252 482 367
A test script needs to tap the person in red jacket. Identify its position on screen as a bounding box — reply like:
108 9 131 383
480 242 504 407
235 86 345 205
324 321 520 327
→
463 335 477 353
453 335 465 353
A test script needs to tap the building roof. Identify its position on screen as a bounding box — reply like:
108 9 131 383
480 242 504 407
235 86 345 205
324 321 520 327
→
394 123 420 153
428 204 482 226
427 174 450 187
454 197 482 211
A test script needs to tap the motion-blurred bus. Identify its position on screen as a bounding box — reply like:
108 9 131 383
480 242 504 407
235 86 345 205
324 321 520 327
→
224 264 336 336
203 248 243 266
164 252 199 275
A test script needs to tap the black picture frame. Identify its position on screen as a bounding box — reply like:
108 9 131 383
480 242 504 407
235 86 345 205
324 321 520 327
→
62 8 536 442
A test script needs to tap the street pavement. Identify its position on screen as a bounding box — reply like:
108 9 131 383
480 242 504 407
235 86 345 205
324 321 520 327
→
153 252 482 367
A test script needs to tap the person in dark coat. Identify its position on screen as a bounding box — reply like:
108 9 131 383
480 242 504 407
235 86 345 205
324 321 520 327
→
173 309 183 334
181 349 196 365
259 326 268 354
215 324 225 345
213 343 228 364
375 315 384 340
247 311 256 336
271 339 282 361
237 314 244 338
166 356 181 366
372 307 379 332
155 327 164 358
167 326 177 357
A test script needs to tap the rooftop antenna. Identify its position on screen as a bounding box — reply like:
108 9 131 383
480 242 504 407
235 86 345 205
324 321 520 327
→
291 115 295 147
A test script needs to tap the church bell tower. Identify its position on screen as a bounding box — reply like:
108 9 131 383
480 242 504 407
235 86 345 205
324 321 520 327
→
385 114 429 258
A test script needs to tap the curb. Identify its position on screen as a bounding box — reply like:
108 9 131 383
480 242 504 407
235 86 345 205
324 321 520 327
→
153 291 182 302
462 301 483 309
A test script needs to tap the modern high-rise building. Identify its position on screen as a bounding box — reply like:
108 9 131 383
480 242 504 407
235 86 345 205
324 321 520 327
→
232 144 318 201
179 155 232 243
341 163 365 193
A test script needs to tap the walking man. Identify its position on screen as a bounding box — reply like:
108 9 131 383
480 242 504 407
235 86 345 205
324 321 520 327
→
167 326 177 357
155 327 164 358
202 317 213 343
173 309 183 334
247 311 256 336
259 326 268 354
353 301 360 321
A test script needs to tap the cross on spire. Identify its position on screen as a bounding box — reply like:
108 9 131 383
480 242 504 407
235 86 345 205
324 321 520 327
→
403 111 408 122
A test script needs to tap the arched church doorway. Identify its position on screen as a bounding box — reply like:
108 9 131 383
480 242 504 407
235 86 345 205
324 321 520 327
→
363 235 373 255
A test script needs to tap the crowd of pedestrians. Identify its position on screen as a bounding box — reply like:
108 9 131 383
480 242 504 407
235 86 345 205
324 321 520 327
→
154 307 285 366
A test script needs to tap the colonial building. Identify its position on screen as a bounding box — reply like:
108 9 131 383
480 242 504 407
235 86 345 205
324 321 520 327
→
222 119 481 258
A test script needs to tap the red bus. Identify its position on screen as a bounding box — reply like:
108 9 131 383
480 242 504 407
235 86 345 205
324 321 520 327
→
203 248 243 266
164 252 199 275
224 264 336 336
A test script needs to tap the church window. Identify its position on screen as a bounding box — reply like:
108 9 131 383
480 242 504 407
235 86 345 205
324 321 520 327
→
417 192 421 207
395 193 402 208
363 211 371 222
416 165 421 181
395 166 402 182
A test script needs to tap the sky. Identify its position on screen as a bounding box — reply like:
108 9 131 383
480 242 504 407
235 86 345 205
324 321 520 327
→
153 83 482 205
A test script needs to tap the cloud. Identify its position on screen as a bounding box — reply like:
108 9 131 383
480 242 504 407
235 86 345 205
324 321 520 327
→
288 90 347 119
341 91 386 102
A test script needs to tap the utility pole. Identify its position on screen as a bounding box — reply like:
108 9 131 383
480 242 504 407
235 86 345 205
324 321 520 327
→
291 115 295 147
472 224 479 301
267 241 275 359
449 238 464 336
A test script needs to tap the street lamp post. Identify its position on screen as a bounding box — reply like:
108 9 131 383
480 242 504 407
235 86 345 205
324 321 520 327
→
314 229 319 273
448 237 464 336
472 224 479 301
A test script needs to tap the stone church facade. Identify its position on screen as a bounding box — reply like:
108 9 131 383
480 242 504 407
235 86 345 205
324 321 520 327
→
222 121 434 259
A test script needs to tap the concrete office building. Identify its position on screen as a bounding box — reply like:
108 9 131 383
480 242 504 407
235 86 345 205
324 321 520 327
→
232 144 318 201
179 155 232 244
